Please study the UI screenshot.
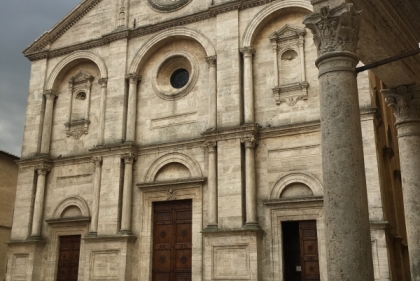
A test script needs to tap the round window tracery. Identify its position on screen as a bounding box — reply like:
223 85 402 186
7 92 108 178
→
152 52 199 101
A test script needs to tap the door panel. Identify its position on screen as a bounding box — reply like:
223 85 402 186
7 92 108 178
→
153 200 192 281
57 235 81 281
299 221 320 281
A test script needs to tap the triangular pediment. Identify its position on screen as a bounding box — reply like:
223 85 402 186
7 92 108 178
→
23 0 104 56
69 70 94 84
269 24 306 41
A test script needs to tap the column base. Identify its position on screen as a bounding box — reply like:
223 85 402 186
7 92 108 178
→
243 223 260 230
86 232 97 237
118 230 132 236
204 224 218 231
26 235 44 241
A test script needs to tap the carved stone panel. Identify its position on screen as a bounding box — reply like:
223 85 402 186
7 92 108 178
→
147 0 192 12
269 24 309 106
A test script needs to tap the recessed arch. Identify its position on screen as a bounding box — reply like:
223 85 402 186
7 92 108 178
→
45 50 108 91
241 0 312 48
52 196 90 219
270 172 323 200
144 152 203 183
128 27 216 75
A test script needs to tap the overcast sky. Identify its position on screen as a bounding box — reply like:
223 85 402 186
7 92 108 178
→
0 0 80 157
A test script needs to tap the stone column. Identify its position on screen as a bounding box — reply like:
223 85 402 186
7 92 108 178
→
40 90 58 155
126 74 140 143
242 136 258 228
120 153 136 234
206 142 218 229
30 165 51 238
90 156 103 235
98 78 108 146
240 47 255 124
206 56 217 129
382 85 420 281
66 82 74 132
304 4 374 280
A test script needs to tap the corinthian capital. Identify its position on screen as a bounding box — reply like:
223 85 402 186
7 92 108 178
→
44 90 58 100
36 165 51 175
126 74 141 84
241 135 257 148
98 78 108 87
381 85 420 124
92 156 103 167
123 153 137 164
240 47 256 57
303 3 361 56
206 56 217 68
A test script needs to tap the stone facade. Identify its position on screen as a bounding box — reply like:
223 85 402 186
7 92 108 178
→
6 0 416 280
0 151 19 281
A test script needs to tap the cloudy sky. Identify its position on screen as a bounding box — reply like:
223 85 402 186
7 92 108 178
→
0 0 80 156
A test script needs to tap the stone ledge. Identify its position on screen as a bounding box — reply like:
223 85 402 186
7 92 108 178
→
201 227 264 236
83 234 137 243
45 216 91 225
137 177 206 190
263 196 324 208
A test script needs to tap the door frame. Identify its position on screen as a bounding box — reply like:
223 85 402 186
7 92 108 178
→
138 183 203 281
264 198 327 281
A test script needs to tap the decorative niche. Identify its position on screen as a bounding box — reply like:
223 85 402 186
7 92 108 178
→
268 24 308 106
65 70 94 140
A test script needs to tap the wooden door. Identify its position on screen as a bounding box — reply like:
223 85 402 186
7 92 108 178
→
57 235 81 281
153 199 192 281
299 221 320 281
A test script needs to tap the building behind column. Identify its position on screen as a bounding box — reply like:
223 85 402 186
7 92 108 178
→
6 0 418 280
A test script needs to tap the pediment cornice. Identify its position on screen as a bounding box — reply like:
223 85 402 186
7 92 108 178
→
23 0 103 56
24 0 276 61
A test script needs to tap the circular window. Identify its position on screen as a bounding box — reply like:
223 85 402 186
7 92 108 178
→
152 52 199 101
147 0 192 12
170 69 189 89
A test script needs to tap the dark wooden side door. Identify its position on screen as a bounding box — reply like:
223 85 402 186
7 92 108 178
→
153 199 192 281
299 221 320 281
57 235 81 281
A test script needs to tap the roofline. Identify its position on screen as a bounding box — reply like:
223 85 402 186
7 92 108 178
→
0 150 20 160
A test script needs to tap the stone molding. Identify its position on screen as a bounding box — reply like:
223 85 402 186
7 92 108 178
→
144 152 203 182
25 0 279 61
128 26 215 75
45 50 108 90
381 85 420 125
137 177 206 190
98 77 108 87
147 0 192 13
91 156 102 166
205 56 217 67
269 172 323 200
303 3 361 56
52 196 91 219
241 0 313 48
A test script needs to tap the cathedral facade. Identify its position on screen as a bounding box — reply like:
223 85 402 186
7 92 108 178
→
6 0 418 280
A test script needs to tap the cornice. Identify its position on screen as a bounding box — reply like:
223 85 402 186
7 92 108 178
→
25 0 275 61
202 123 259 142
259 120 320 140
24 0 103 56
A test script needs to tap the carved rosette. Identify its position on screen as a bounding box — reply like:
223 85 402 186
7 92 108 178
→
303 3 361 56
382 85 420 124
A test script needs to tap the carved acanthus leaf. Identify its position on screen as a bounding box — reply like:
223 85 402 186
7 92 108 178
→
303 3 361 56
381 85 420 124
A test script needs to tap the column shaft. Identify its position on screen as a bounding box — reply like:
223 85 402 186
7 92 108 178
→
126 75 140 142
30 167 50 237
207 142 218 228
241 48 255 124
207 56 217 129
98 78 108 145
243 138 257 227
382 85 420 281
272 43 279 87
304 4 374 280
120 154 135 233
40 91 57 154
90 157 102 234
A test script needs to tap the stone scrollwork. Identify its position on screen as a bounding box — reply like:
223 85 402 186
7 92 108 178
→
268 24 308 106
303 3 361 56
382 85 420 124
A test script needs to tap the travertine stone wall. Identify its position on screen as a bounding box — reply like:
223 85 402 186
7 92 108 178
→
8 0 407 280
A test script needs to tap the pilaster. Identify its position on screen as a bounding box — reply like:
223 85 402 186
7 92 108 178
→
125 74 141 143
120 153 137 234
240 47 256 124
40 90 58 155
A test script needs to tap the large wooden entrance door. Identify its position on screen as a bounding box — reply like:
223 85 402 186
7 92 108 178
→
152 199 192 281
57 235 81 281
282 221 320 281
